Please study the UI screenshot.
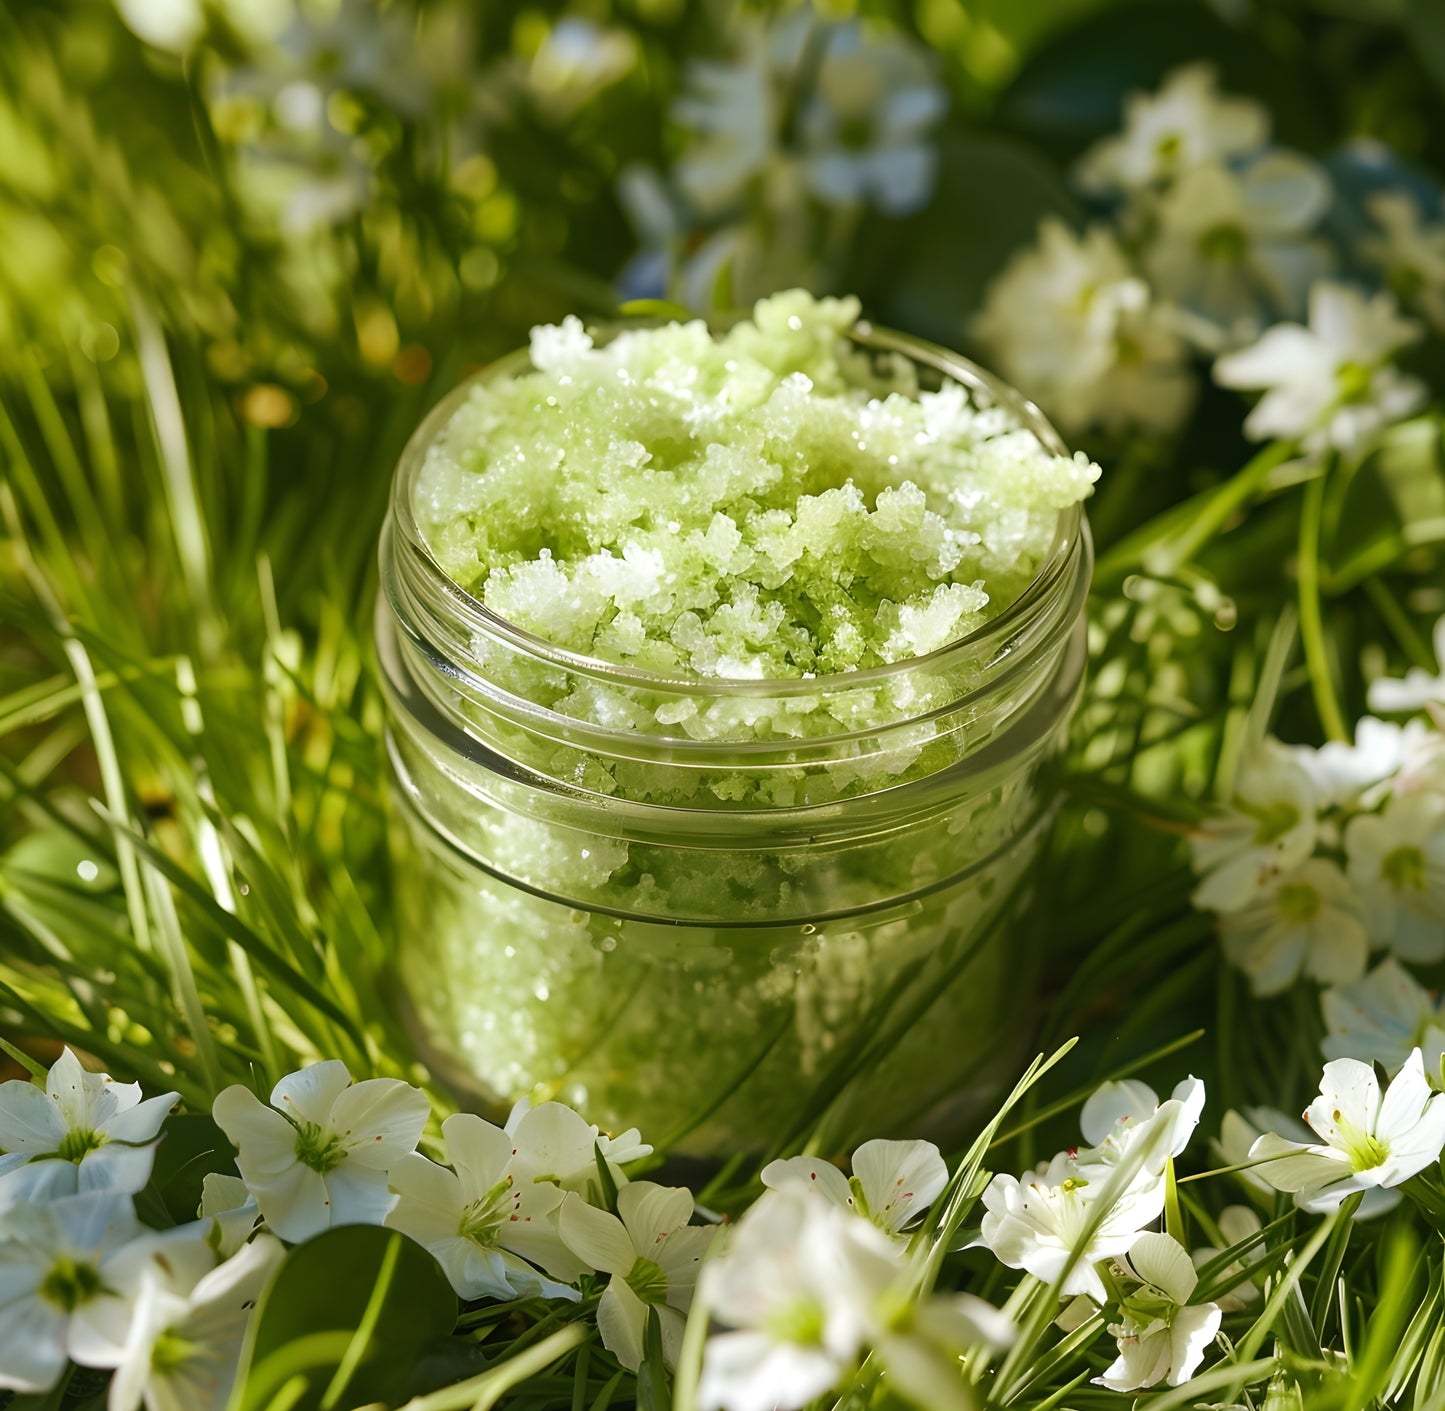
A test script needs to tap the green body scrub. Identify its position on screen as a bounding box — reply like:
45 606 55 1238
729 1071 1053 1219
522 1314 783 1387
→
379 294 1095 1151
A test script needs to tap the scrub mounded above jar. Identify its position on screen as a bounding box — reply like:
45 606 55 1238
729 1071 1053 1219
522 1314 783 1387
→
411 289 1098 690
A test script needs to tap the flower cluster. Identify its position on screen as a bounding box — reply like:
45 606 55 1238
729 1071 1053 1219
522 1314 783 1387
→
699 1137 1011 1411
0 1048 280 1406
973 64 1435 450
974 1075 1223 1391
621 3 946 307
1189 639 1445 996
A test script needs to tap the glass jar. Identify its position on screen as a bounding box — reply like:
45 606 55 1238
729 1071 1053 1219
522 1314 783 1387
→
376 318 1091 1157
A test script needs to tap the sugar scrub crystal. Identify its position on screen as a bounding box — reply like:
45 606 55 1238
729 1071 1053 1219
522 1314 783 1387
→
414 290 1098 691
382 292 1097 1152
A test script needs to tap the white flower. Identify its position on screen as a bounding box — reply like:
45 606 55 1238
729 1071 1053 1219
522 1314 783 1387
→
106 1234 284 1411
1323 958 1445 1077
1190 739 1319 912
1214 280 1426 455
673 43 776 215
502 1096 650 1194
212 1060 429 1244
386 1110 588 1302
1147 151 1331 337
978 1149 1166 1303
1220 857 1369 996
1076 1077 1206 1181
794 22 946 215
1249 1050 1445 1211
558 1182 716 1371
1076 63 1268 194
0 1048 176 1204
1345 793 1445 961
700 1188 1011 1411
971 219 1196 437
762 1137 948 1240
698 1189 875 1411
1094 1233 1222 1391
1368 616 1445 714
1287 716 1428 808
0 1192 146 1393
1360 190 1445 331
528 19 636 118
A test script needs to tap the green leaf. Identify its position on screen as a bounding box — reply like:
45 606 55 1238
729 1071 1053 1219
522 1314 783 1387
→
0 1034 47 1082
1406 0 1445 94
148 1113 239 1226
230 1226 457 1411
637 1307 672 1411
616 299 693 323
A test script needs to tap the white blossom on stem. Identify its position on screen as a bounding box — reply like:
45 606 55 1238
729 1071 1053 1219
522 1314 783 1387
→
212 1060 429 1243
1323 958 1445 1076
978 1151 1164 1303
1214 280 1425 455
1076 63 1268 195
972 219 1196 438
1345 793 1445 962
106 1234 284 1411
1075 1077 1206 1182
1094 1233 1222 1391
1368 616 1445 714
700 1188 1011 1411
762 1137 948 1241
0 1193 146 1393
794 21 946 216
0 1048 176 1203
1249 1050 1445 1211
386 1109 589 1302
558 1182 715 1371
1219 857 1369 996
1190 739 1319 912
1146 151 1331 336
1286 716 1429 808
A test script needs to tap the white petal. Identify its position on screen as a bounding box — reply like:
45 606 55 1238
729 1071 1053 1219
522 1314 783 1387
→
79 1140 158 1196
323 1162 397 1228
386 1153 464 1244
509 1103 600 1185
1125 1233 1198 1305
1168 1302 1223 1384
1308 1059 1381 1145
558 1194 635 1274
101 1091 178 1145
851 1139 948 1234
441 1112 513 1195
330 1079 429 1169
0 1077 67 1154
760 1155 853 1210
212 1087 301 1181
250 1161 331 1244
1374 1050 1435 1143
1248 1133 1350 1194
699 1330 840 1411
617 1181 694 1253
269 1061 353 1128
597 1279 646 1373
1081 1081 1159 1146
0 1292 70 1392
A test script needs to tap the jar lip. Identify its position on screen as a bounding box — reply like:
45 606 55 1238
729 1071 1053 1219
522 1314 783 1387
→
389 315 1084 699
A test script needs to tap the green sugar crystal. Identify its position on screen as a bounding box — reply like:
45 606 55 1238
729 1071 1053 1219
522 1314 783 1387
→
414 290 1098 679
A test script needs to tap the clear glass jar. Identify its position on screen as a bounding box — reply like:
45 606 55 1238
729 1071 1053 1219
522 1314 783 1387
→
376 319 1091 1156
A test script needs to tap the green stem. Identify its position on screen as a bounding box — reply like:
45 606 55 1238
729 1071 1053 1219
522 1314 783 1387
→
1297 466 1348 743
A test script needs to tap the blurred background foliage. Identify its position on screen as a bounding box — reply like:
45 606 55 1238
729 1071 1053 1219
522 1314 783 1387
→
2 0 1445 1115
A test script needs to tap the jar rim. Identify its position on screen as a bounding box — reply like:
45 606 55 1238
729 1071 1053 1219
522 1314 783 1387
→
388 314 1085 700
